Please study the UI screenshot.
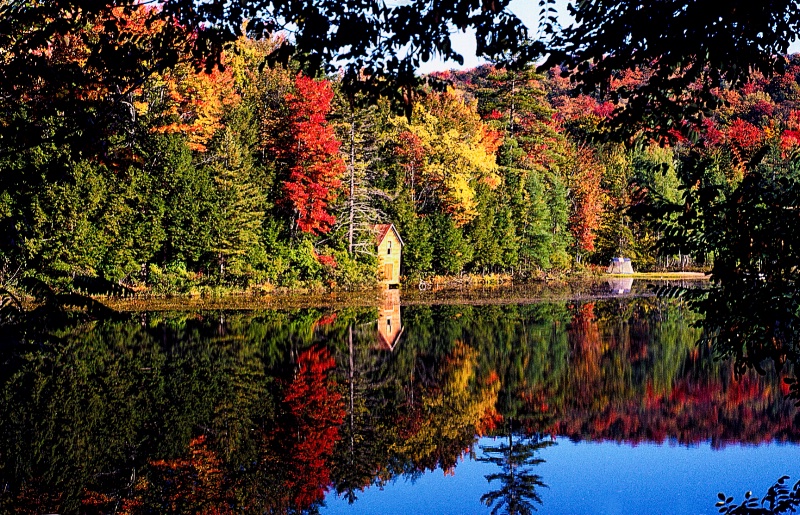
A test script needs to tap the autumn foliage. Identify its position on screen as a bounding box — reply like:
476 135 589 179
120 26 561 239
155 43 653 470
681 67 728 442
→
568 147 605 253
145 61 238 152
269 74 346 235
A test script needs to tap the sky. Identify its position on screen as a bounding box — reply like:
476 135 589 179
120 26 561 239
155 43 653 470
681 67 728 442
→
416 0 800 75
416 0 571 74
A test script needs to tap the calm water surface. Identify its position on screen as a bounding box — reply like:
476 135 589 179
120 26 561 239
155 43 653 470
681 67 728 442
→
1 288 797 513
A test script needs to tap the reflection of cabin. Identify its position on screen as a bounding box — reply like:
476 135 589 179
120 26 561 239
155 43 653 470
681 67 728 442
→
372 224 404 287
607 257 634 274
377 289 403 351
607 278 634 294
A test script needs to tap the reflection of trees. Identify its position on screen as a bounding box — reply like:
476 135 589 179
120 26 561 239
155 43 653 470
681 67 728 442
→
330 310 507 501
478 430 554 515
0 309 344 513
394 340 500 474
324 298 799 508
2 298 799 512
260 344 345 512
329 313 405 504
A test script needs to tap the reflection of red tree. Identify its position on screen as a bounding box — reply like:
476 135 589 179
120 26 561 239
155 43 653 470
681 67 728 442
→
275 346 345 510
537 362 798 448
528 303 800 447
313 312 338 328
478 370 504 435
568 303 603 403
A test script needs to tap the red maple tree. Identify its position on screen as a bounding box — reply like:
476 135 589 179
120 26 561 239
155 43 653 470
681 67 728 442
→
271 74 346 235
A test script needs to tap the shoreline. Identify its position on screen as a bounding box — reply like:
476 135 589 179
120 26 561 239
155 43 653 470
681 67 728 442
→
100 275 710 312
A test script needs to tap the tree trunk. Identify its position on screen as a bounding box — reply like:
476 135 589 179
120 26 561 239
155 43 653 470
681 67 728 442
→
348 110 356 255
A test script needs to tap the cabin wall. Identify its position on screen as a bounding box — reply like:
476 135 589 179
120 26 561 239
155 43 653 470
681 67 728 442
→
377 231 402 285
377 289 402 349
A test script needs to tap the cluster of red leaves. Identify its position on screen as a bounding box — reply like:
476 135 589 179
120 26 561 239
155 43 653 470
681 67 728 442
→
781 129 800 151
609 67 649 91
274 74 346 235
486 109 503 120
750 98 776 119
741 80 762 96
552 94 607 124
592 101 616 119
314 252 338 268
726 118 764 153
395 130 428 198
701 118 725 146
786 109 800 130
480 125 504 154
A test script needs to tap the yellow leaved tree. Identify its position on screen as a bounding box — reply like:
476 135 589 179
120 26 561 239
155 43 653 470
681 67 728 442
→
393 89 501 226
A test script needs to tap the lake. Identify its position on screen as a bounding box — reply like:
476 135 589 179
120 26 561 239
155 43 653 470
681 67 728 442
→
1 285 798 514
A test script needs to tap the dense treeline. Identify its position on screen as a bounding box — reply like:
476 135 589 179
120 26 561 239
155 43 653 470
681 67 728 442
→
3 7 800 293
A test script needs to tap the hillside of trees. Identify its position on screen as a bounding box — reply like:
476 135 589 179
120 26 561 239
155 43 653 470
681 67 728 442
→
3 7 800 293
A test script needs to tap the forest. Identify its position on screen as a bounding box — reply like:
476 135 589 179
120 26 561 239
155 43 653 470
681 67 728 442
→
4 6 800 294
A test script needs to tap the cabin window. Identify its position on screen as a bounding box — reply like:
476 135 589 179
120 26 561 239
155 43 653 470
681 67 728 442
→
387 240 392 255
386 318 392 332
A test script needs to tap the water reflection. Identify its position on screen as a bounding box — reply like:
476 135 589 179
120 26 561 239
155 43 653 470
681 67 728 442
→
0 297 797 513
606 277 634 294
479 431 554 515
377 289 403 351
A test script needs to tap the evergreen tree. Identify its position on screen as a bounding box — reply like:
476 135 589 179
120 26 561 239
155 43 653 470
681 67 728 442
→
206 125 265 281
432 214 473 275
391 193 433 277
147 134 215 268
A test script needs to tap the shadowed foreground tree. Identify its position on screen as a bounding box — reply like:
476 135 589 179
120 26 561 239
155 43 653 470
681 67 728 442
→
716 475 800 514
0 0 539 163
9 0 798 162
543 0 800 134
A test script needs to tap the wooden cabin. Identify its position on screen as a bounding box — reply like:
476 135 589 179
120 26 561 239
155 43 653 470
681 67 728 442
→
373 224 404 287
377 289 403 351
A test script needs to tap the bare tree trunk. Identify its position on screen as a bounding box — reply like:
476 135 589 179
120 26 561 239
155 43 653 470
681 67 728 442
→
349 324 354 450
510 78 516 138
348 111 356 255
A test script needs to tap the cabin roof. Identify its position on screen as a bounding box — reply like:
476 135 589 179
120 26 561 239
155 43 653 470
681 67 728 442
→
372 223 405 247
378 326 404 351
